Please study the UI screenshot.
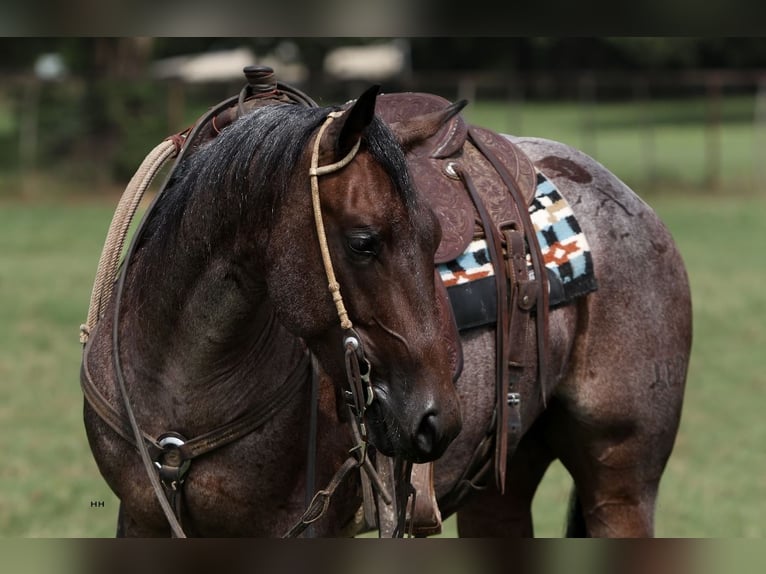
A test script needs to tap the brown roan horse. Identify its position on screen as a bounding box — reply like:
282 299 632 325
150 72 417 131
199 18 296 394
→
81 81 691 537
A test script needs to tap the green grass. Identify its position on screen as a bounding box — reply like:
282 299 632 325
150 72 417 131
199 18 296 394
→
0 203 120 537
1 192 764 538
648 195 766 538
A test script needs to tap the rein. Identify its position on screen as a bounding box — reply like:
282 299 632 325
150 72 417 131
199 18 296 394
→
80 91 244 538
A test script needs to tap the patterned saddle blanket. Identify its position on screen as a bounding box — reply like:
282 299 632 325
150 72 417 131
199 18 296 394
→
437 168 598 331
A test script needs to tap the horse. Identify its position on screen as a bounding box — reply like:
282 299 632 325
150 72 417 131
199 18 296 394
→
80 76 691 537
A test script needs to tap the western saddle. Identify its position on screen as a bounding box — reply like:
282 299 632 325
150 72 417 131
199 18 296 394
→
374 92 549 536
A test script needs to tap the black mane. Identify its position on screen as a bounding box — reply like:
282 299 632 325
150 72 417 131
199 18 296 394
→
136 102 415 255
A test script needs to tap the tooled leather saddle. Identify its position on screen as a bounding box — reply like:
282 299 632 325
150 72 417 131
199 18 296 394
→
375 93 549 536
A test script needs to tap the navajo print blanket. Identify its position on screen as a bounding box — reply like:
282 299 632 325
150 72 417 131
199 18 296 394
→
529 169 597 302
437 169 597 330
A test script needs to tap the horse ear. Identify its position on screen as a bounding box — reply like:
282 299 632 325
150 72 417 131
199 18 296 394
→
388 99 468 150
322 85 380 162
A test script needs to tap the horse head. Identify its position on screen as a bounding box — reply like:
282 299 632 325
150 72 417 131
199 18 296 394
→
265 87 462 463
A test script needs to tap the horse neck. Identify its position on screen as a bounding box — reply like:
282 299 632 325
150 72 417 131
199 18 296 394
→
119 197 308 427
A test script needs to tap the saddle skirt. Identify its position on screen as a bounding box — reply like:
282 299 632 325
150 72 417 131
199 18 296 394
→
438 169 598 331
377 91 597 336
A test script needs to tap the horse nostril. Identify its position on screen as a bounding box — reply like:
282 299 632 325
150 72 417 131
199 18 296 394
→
414 411 442 461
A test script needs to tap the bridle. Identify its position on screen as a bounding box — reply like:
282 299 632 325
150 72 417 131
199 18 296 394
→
83 99 400 538
290 110 418 538
308 111 375 462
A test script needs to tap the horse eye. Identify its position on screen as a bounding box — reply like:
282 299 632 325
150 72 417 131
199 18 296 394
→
346 231 380 258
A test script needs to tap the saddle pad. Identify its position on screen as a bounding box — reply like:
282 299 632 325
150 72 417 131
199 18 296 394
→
436 169 597 331
530 169 597 302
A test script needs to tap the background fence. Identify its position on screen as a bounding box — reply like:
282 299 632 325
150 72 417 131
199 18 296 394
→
2 68 766 199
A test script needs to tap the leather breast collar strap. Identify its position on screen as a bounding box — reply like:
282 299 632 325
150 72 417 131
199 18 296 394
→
81 342 311 480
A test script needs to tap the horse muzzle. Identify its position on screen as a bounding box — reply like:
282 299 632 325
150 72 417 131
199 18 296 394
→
366 381 462 463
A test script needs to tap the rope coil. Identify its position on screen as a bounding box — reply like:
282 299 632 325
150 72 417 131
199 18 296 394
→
80 137 182 344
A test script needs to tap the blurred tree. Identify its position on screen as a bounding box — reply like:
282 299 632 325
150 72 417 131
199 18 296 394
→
6 37 766 190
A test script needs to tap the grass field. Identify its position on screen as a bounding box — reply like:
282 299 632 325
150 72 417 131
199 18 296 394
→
1 191 764 538
1 96 765 537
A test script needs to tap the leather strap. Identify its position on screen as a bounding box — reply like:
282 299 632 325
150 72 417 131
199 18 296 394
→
284 414 394 538
467 127 550 494
503 229 527 447
82 343 310 464
303 355 321 538
445 129 550 495
455 163 513 493
436 428 494 513
284 456 360 538
468 127 550 406
409 462 442 536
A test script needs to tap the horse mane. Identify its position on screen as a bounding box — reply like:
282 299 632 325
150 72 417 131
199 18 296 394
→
136 102 416 255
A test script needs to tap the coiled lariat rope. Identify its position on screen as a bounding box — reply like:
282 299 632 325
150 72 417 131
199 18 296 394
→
79 136 183 344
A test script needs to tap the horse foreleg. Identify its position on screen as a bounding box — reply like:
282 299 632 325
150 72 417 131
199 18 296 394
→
456 423 554 537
